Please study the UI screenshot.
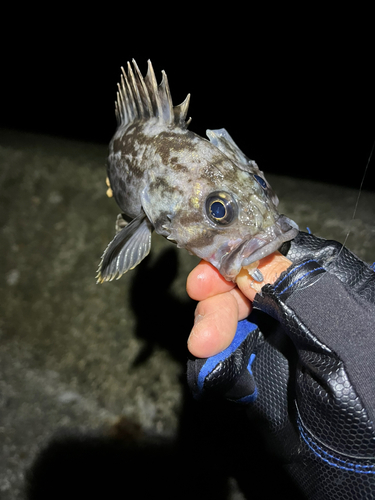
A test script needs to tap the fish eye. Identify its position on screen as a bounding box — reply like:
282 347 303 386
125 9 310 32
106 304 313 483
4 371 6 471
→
205 191 237 226
254 174 267 190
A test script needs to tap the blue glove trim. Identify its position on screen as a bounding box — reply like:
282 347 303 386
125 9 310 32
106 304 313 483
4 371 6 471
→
275 259 320 293
274 259 325 296
298 419 375 474
197 319 258 392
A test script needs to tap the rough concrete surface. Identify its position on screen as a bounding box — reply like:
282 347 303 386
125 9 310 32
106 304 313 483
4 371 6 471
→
0 129 374 499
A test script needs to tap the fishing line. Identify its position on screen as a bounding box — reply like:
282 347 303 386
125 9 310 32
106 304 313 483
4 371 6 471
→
335 136 375 260
294 136 375 293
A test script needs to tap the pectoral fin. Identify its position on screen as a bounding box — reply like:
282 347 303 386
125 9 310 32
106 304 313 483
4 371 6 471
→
97 211 153 283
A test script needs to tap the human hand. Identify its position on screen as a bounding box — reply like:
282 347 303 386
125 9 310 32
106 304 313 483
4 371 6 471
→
186 251 292 358
186 233 375 499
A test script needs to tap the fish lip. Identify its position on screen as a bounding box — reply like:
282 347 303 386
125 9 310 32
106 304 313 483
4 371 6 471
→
220 215 299 281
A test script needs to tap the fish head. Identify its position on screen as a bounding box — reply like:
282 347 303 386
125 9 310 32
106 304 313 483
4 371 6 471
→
162 129 298 281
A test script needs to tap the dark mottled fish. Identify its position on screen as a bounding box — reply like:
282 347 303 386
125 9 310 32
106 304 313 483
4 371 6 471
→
97 60 298 283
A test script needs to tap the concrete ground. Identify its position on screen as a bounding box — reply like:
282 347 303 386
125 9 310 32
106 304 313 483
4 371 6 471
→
0 128 374 499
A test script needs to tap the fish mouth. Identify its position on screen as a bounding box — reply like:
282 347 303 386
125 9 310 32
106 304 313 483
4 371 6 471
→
220 215 299 281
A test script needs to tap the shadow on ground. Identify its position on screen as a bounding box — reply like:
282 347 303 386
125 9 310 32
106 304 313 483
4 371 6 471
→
130 247 196 365
25 399 303 499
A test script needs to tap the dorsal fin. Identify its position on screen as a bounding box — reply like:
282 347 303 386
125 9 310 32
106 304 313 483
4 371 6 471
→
206 128 259 173
114 59 191 128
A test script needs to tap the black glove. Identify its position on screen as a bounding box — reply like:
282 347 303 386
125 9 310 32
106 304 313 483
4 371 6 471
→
187 232 375 499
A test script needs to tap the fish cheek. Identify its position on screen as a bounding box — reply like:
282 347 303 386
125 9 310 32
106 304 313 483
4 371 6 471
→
184 229 217 255
168 209 214 251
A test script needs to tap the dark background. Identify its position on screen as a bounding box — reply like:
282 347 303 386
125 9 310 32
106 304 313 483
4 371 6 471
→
2 10 374 191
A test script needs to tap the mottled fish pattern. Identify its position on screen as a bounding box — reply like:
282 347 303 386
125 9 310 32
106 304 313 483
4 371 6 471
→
97 60 298 283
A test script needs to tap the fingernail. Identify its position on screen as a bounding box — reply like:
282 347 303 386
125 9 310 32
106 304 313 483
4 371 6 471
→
249 268 264 282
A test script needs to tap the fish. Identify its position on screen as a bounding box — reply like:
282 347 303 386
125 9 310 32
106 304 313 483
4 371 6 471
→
97 60 299 283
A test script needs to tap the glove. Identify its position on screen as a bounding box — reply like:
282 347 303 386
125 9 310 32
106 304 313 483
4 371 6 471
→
187 317 259 404
187 232 375 499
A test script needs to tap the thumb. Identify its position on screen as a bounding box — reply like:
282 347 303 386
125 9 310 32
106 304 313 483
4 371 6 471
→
236 251 292 301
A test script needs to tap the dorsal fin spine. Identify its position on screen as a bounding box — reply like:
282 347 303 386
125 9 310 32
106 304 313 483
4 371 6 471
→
122 68 137 122
117 80 127 124
174 93 191 125
145 60 163 119
132 59 153 117
127 61 143 119
119 69 131 122
159 70 173 124
114 59 191 129
115 91 123 125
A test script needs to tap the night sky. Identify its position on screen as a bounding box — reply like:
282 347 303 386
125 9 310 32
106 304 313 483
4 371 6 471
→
2 10 374 191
